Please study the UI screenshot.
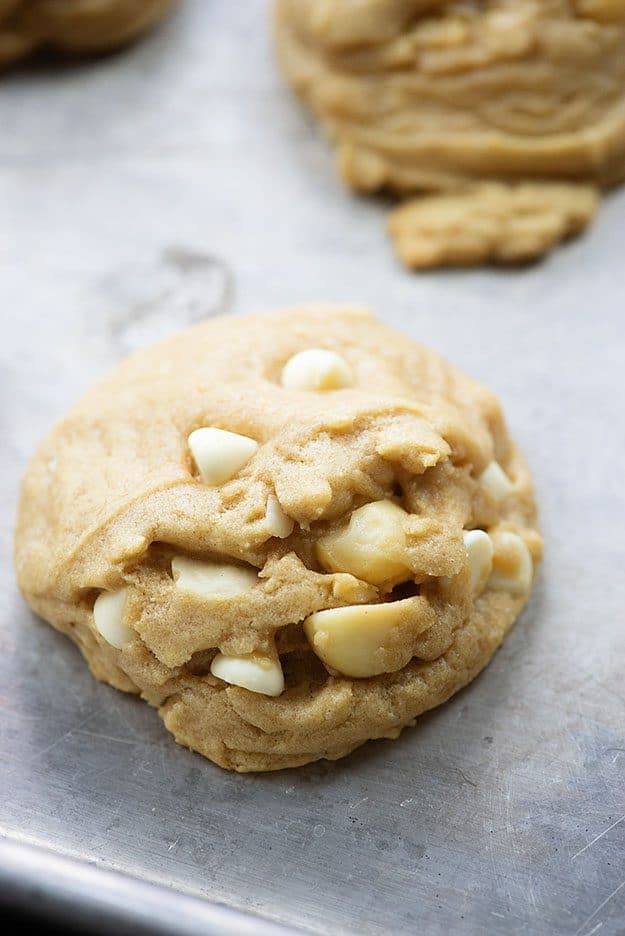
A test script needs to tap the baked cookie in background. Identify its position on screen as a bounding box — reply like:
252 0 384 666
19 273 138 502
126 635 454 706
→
274 0 625 268
14 306 542 771
0 0 175 67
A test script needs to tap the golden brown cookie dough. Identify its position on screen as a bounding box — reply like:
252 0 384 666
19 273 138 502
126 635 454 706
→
274 0 625 268
389 182 599 268
0 0 174 67
14 306 542 771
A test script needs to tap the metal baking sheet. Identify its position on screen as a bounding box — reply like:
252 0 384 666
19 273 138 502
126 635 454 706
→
1 2 624 934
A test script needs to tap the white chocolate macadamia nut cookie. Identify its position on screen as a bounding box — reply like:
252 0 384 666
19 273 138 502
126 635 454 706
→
0 0 174 68
14 306 542 772
274 0 625 268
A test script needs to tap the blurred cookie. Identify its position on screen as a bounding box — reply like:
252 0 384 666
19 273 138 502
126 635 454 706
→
275 0 625 267
0 0 174 67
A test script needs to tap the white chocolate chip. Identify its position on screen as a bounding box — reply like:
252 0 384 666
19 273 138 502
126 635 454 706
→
281 348 353 391
265 494 295 539
303 599 412 678
172 556 257 597
489 531 533 595
210 652 284 696
188 427 258 485
463 530 494 595
479 461 514 501
316 500 411 590
93 588 133 649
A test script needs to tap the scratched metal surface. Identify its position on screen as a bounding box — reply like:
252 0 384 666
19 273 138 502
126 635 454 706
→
1 2 625 934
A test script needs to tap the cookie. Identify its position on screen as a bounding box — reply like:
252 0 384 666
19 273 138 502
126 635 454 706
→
0 0 174 67
274 0 625 268
14 306 542 771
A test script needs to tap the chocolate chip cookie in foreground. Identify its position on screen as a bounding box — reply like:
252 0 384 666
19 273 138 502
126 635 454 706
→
14 306 542 771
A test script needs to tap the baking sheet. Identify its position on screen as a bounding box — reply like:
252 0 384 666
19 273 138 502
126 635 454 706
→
1 2 624 934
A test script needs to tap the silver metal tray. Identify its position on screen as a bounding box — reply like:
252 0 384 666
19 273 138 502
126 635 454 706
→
1 2 624 934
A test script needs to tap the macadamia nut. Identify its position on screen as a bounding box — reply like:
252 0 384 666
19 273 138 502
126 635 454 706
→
316 500 412 590
489 531 533 594
303 599 416 678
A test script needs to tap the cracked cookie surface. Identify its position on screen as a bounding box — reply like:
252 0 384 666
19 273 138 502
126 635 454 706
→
15 306 542 771
274 0 625 268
